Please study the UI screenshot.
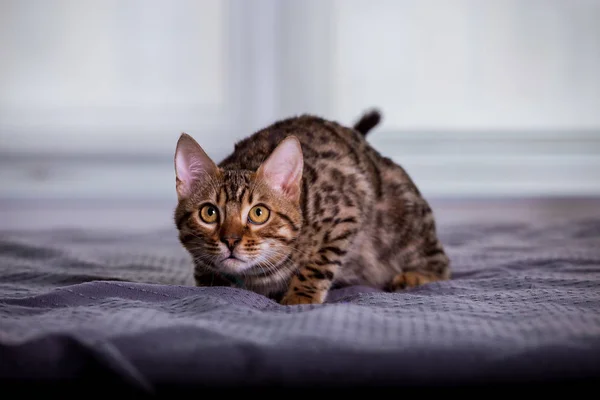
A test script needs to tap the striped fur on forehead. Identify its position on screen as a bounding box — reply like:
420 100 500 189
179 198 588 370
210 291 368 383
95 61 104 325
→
220 170 253 204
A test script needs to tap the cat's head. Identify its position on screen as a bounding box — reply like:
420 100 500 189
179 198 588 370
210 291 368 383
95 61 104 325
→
173 133 303 277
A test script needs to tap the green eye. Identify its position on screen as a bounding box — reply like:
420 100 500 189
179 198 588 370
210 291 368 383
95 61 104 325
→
248 205 270 225
199 204 218 223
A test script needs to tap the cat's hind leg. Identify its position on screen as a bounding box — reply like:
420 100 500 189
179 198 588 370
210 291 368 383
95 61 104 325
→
386 271 442 291
386 249 450 292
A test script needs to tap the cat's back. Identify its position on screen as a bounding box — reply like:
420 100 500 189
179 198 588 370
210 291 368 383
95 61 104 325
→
219 114 371 171
219 114 421 206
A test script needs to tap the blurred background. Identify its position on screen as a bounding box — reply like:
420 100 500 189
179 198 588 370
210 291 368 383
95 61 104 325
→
1 0 599 228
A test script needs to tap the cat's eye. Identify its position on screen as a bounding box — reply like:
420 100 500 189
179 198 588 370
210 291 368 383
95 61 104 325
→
248 205 270 225
199 204 219 224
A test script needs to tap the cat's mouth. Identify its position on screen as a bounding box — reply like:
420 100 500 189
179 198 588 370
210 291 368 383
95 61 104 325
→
218 252 250 273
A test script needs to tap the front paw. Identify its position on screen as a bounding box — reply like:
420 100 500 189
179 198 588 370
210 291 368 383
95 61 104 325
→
280 292 324 305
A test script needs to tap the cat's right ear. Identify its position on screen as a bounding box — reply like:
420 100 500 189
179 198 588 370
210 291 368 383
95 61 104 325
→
174 133 218 200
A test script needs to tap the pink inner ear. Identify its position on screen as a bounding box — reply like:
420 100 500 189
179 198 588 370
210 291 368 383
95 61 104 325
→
259 137 303 200
175 151 193 186
265 159 302 192
174 134 216 199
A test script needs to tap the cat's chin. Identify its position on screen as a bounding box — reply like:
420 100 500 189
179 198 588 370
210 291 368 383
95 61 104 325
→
218 257 251 274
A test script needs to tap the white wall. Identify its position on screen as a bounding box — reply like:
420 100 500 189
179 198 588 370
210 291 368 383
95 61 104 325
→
312 0 600 198
328 0 600 131
0 0 236 156
1 0 599 201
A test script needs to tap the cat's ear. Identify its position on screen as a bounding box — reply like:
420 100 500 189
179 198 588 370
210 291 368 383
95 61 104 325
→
257 136 303 202
174 133 218 200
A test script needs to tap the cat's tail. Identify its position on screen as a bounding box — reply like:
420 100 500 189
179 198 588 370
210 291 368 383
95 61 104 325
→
353 108 382 136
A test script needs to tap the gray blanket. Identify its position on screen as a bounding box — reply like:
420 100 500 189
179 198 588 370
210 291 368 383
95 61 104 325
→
1 217 600 392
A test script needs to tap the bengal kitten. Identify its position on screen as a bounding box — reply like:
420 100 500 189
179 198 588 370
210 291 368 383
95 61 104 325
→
174 109 450 305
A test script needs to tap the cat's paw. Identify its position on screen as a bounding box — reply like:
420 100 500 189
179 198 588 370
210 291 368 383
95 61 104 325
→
387 271 436 291
280 292 324 305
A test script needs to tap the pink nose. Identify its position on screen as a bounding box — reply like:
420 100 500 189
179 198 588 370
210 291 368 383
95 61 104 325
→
221 235 241 250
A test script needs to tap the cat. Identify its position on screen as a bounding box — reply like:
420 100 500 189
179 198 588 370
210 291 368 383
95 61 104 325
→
173 109 450 305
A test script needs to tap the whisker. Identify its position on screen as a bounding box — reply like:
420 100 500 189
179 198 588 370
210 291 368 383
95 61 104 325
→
274 243 312 258
180 231 210 242
186 247 222 255
192 252 221 267
252 248 294 285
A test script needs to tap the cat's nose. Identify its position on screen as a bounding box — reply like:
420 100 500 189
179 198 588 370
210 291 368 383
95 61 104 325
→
221 234 241 250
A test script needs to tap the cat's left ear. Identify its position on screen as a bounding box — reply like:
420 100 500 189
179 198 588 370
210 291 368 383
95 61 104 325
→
174 133 218 200
257 136 303 203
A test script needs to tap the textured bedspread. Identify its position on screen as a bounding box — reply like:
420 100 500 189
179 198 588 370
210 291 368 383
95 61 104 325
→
1 216 600 392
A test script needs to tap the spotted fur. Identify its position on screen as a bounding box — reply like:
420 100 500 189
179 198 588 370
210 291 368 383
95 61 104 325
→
173 110 450 305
